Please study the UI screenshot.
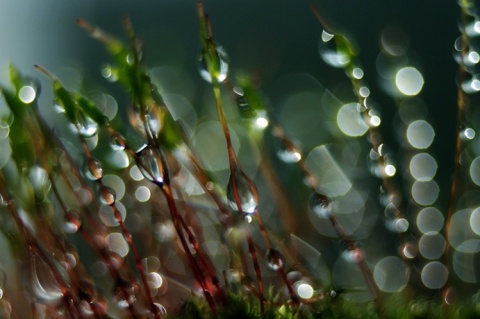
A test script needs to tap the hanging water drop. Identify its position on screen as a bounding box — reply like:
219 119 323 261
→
64 209 82 233
226 166 258 214
309 192 332 218
53 98 65 113
113 279 136 309
29 253 64 305
84 158 104 181
99 186 116 206
110 133 126 151
101 64 118 82
136 145 165 186
76 112 99 137
234 87 256 118
129 108 162 139
265 248 285 271
198 45 229 83
277 138 302 163
318 30 350 68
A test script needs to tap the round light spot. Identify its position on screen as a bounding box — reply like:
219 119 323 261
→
417 207 444 234
470 157 480 186
409 153 437 181
352 68 364 79
295 282 314 299
406 120 435 149
448 209 480 253
130 165 144 181
395 67 424 96
411 180 439 206
419 232 446 259
470 207 480 235
19 86 36 103
373 256 409 292
421 262 448 289
135 186 151 202
106 233 129 257
337 103 368 137
384 164 396 177
359 86 370 98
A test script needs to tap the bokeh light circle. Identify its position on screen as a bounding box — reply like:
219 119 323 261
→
411 180 439 206
337 103 368 137
419 232 446 260
373 256 410 292
421 262 448 289
409 153 437 181
395 67 424 96
406 120 435 149
417 207 444 234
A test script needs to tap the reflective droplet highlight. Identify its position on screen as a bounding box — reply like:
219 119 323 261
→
136 145 165 186
318 30 350 68
198 45 229 83
84 158 103 181
99 186 116 206
310 192 332 218
226 166 258 214
395 67 424 96
64 209 82 233
265 248 285 271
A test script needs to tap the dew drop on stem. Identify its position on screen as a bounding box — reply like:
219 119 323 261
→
198 44 229 83
113 279 136 309
277 138 302 163
64 209 82 233
84 158 104 181
99 186 116 206
318 30 350 68
265 248 285 271
110 133 126 151
29 253 64 305
310 192 332 218
136 145 165 186
75 112 99 138
226 165 258 214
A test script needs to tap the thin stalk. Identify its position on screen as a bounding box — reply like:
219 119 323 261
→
78 138 161 319
245 229 265 314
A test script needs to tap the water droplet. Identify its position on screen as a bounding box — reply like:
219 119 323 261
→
129 108 162 139
152 303 167 316
99 186 116 206
226 166 258 214
198 45 229 83
351 67 364 79
460 126 476 140
265 248 285 271
277 138 302 163
136 145 165 186
101 64 118 82
53 98 65 113
318 30 350 68
361 108 382 128
84 158 103 181
234 87 256 118
75 113 99 137
309 192 332 218
110 133 126 151
30 253 64 305
113 280 136 309
64 209 82 233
